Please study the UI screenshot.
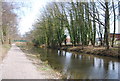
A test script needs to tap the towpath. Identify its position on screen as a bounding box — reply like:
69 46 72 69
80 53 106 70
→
2 44 54 79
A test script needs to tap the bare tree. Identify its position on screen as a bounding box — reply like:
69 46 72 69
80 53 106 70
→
111 0 116 47
2 2 18 44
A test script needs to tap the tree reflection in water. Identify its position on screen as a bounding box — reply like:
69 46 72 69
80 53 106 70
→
31 47 119 79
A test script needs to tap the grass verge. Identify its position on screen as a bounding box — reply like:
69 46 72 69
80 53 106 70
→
18 45 62 79
0 44 11 63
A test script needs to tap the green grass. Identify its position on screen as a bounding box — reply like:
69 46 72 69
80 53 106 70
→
2 44 11 49
1 44 11 59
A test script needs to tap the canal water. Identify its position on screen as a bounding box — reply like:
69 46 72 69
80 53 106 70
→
29 47 120 79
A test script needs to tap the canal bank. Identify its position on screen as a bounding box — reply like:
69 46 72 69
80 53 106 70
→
48 45 120 58
21 50 62 79
19 46 62 79
20 45 120 79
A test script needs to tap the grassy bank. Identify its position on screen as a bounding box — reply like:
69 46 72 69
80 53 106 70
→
18 45 62 79
0 44 11 63
54 45 119 58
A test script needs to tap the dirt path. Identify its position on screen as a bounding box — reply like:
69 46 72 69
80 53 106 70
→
2 44 58 79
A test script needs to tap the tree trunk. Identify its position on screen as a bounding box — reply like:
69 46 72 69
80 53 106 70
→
98 11 103 46
111 1 116 47
105 2 110 50
93 2 96 46
118 1 120 16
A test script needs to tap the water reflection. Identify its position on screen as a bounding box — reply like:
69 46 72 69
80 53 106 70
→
31 48 119 79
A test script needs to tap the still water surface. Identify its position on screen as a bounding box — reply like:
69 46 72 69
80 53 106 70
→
29 47 119 79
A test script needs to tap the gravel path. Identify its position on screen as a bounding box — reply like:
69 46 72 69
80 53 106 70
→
2 44 53 79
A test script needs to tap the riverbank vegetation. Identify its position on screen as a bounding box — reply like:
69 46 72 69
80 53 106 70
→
25 1 119 57
57 45 119 58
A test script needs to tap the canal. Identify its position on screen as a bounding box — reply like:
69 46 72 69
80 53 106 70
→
28 47 120 79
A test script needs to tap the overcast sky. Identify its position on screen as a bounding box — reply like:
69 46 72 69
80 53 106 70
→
14 0 48 35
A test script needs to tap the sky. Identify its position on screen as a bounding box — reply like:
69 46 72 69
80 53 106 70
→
15 0 48 35
13 0 119 36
